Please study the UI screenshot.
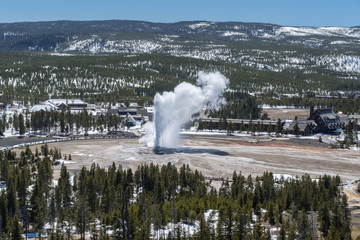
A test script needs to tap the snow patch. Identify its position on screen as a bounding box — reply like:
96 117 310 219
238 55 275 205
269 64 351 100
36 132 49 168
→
188 22 213 29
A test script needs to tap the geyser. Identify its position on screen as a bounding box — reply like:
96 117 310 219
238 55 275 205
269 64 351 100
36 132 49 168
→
140 71 229 148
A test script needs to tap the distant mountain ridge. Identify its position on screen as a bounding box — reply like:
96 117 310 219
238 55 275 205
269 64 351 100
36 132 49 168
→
1 20 360 77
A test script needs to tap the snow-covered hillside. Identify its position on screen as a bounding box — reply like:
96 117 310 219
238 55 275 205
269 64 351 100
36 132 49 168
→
61 35 360 76
1 20 360 77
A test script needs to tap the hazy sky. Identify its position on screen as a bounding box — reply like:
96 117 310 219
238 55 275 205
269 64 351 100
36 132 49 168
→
1 0 359 27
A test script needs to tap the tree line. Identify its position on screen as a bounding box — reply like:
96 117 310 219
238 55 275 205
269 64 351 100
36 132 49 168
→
0 145 353 239
0 108 124 136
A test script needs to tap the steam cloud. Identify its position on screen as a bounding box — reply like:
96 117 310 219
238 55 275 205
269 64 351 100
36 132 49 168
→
140 71 229 148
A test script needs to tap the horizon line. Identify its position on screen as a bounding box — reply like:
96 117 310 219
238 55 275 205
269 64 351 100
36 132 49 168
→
0 19 358 28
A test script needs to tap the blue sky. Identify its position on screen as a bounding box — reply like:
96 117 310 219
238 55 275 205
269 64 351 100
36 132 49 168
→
1 0 359 27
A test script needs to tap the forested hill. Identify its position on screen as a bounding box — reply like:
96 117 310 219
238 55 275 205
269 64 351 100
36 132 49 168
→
1 52 360 106
0 20 360 78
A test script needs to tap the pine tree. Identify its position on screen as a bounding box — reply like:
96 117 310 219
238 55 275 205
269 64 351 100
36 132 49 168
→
10 215 22 240
30 179 46 239
0 191 9 235
340 194 351 237
252 221 265 240
13 113 19 132
76 197 92 240
266 200 275 225
293 123 300 135
196 214 210 240
326 225 341 240
7 177 18 218
267 123 272 134
276 118 283 135
318 202 331 237
287 222 297 240
297 210 311 240
265 229 271 240
278 224 286 240
58 164 72 210
0 120 4 136
18 113 26 135
60 111 65 133
232 206 248 240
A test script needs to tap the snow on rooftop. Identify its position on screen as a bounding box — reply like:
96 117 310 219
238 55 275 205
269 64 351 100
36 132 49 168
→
47 99 86 105
30 104 55 112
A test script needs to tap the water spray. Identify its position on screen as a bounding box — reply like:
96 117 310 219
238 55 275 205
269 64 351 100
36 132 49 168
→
140 71 229 149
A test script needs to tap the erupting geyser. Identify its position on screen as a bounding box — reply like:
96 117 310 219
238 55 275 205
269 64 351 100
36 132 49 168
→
140 71 229 149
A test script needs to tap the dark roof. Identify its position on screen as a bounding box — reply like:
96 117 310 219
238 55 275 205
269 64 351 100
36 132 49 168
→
119 108 137 113
289 120 317 132
309 108 340 123
308 108 349 132
201 118 281 124
317 108 339 123
107 109 118 115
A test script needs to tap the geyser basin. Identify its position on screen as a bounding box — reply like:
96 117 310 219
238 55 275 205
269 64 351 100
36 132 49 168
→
140 71 229 148
153 146 230 156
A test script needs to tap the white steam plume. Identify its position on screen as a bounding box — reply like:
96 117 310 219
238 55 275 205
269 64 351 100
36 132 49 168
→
140 71 229 148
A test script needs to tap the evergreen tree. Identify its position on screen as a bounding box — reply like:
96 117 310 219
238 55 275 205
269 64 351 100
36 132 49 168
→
13 113 19 132
275 118 282 135
58 164 72 211
297 210 311 240
318 202 331 237
196 214 210 240
278 224 286 240
10 215 22 240
265 229 271 240
75 197 92 240
287 223 297 240
0 120 4 136
252 221 265 240
0 191 9 236
266 200 275 225
30 179 46 239
7 177 17 218
232 206 248 240
293 122 300 135
18 113 26 135
267 123 272 134
60 111 65 133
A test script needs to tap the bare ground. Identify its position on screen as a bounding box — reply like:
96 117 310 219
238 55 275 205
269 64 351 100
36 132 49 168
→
27 134 359 182
263 108 310 120
264 107 349 120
